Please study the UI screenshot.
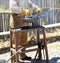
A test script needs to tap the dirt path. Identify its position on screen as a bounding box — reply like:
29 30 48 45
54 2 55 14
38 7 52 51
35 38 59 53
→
0 41 60 63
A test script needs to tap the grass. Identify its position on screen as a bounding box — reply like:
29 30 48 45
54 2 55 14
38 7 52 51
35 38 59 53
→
0 38 10 49
0 8 10 12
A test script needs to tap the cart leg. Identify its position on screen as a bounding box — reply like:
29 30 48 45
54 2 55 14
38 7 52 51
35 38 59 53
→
43 28 49 63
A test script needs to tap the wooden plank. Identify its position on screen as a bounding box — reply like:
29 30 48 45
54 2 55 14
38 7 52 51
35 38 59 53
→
11 48 38 53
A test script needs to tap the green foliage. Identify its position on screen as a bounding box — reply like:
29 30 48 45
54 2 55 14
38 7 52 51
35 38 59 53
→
41 21 46 26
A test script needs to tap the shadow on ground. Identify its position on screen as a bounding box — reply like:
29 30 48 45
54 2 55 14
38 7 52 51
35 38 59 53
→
0 47 10 54
18 59 48 63
19 57 60 63
49 57 60 63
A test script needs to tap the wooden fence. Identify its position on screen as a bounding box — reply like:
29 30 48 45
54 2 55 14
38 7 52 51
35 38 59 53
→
0 12 10 32
0 0 9 9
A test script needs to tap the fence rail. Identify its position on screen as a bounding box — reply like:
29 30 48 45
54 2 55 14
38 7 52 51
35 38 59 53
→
0 23 60 36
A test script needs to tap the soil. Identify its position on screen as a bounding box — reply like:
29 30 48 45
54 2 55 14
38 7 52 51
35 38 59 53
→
0 41 60 63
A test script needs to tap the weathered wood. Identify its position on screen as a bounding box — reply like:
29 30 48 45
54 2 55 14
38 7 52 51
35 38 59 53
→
11 48 38 53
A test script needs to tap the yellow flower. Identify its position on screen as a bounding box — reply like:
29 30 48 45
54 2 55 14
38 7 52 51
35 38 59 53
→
21 8 31 16
34 6 42 13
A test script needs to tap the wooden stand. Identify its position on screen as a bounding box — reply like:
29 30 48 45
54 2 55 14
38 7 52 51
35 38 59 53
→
10 25 49 63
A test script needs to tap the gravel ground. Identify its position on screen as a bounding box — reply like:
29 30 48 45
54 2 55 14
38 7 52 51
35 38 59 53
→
0 41 60 63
